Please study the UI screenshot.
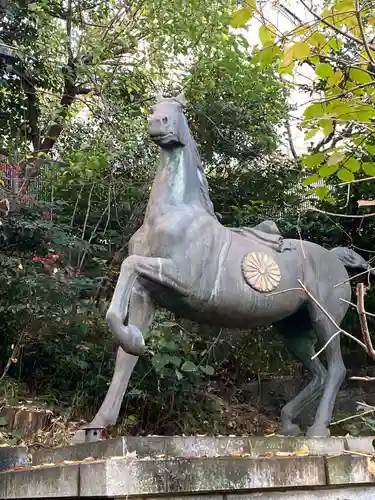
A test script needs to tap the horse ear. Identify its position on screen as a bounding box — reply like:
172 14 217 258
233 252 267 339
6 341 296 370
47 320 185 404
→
155 93 163 103
175 91 186 106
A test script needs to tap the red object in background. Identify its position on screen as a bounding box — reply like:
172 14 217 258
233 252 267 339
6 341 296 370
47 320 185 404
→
0 163 21 186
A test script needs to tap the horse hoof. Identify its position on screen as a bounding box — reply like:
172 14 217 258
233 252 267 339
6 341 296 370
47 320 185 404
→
306 425 330 438
121 325 145 356
279 423 301 437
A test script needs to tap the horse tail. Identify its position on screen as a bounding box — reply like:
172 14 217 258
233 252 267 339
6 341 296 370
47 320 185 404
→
330 247 375 276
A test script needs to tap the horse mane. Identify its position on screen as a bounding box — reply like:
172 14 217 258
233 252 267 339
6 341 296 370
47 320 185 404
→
158 97 216 217
185 119 216 217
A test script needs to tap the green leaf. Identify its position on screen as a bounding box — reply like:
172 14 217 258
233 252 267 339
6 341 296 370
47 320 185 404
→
162 321 176 328
365 144 375 156
302 152 324 167
199 365 215 375
168 355 182 366
337 168 355 182
362 162 375 176
303 175 320 186
349 68 373 84
152 354 181 371
151 354 171 372
315 186 329 200
329 38 343 52
254 44 281 69
293 41 310 59
356 110 375 122
259 25 275 46
327 151 345 165
345 157 360 172
319 164 339 177
327 71 343 87
304 103 326 119
181 360 198 372
315 63 334 79
319 119 334 136
309 32 327 49
304 129 319 140
230 7 254 28
175 369 183 381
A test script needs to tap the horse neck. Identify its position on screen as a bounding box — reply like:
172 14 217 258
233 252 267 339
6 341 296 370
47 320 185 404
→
145 131 215 218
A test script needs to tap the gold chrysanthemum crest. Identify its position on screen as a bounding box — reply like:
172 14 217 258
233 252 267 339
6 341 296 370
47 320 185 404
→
242 252 281 293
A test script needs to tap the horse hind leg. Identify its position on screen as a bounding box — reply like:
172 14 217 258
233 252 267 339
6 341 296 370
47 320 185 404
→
277 314 327 437
306 303 346 438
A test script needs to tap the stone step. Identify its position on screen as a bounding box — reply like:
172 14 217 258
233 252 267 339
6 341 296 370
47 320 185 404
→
31 435 375 466
1 454 375 498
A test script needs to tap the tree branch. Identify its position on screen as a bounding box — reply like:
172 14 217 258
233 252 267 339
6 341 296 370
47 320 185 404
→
299 0 375 52
285 119 298 159
311 207 375 218
355 0 375 66
356 282 375 358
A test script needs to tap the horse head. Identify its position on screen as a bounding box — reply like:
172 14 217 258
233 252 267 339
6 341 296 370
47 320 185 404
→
148 92 189 148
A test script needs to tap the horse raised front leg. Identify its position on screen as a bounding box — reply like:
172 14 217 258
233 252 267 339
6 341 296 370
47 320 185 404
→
106 255 188 356
72 284 155 443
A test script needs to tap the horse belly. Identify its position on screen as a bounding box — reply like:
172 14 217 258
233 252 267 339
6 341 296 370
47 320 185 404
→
198 244 305 327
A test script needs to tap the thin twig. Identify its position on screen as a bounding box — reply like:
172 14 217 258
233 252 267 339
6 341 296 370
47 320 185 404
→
297 280 367 354
338 176 375 187
266 287 304 297
334 267 375 289
312 81 375 105
341 449 374 458
311 330 341 360
70 185 84 227
81 183 95 241
311 207 375 218
350 376 375 381
297 211 306 259
286 119 298 160
299 0 375 51
331 407 375 426
1 330 27 380
356 282 375 358
355 0 375 66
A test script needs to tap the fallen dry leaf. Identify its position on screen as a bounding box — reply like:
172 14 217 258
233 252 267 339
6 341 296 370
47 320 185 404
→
275 451 295 457
295 444 309 457
230 451 245 457
367 457 375 476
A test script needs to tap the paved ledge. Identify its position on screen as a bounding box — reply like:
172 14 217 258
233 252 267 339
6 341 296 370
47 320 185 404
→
79 456 325 497
2 456 325 498
229 488 375 499
1 463 79 498
32 435 348 465
2 454 375 498
326 454 375 485
346 436 375 454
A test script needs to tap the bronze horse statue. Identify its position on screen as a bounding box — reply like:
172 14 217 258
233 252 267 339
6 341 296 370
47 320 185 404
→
79 93 372 440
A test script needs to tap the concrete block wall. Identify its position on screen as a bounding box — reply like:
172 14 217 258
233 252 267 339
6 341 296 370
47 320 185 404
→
1 436 375 499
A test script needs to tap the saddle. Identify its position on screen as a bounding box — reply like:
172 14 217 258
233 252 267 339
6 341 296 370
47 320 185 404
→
230 220 291 253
